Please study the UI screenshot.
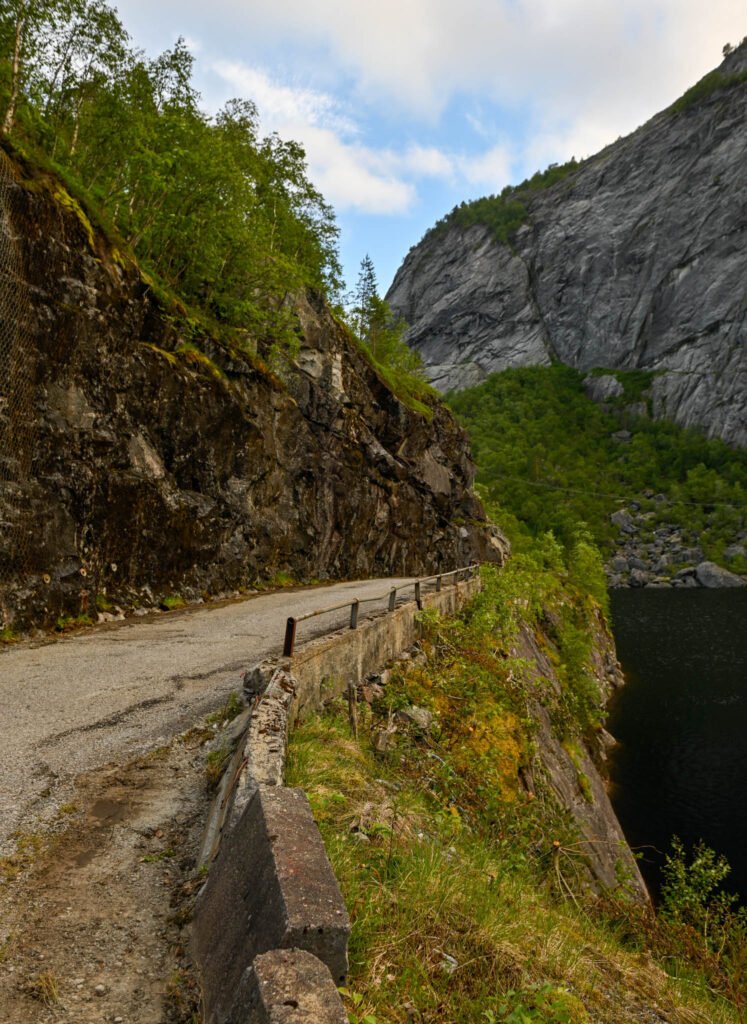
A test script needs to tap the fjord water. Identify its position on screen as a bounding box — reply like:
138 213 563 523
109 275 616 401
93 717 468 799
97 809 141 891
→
608 588 747 902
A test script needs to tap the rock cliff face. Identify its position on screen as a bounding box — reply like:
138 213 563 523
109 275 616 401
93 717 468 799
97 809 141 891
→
513 616 647 900
0 144 506 629
387 45 747 446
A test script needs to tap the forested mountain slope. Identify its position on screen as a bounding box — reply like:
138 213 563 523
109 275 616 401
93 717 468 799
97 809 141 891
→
387 43 747 446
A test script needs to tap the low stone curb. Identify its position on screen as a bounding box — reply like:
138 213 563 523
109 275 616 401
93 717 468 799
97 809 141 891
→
227 667 297 831
193 576 481 1022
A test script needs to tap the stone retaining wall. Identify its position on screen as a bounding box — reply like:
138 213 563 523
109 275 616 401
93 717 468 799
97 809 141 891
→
192 575 481 1023
283 575 481 722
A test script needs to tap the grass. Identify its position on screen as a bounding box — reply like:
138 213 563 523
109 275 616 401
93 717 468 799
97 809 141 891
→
284 564 744 1023
288 712 737 1024
670 67 747 114
205 691 245 727
0 626 18 644
54 613 93 632
160 594 186 611
205 746 231 789
288 711 739 1023
0 832 45 886
142 848 175 863
25 969 60 1006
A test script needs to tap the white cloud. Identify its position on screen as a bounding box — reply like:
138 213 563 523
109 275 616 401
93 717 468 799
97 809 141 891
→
213 61 355 137
212 61 415 214
210 0 744 180
233 0 742 117
212 61 522 211
116 0 745 219
400 145 456 181
459 144 513 190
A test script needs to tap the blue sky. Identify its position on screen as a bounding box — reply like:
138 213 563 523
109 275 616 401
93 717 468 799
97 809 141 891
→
113 0 744 295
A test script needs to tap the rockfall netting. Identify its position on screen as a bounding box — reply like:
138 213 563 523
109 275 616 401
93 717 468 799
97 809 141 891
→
0 149 33 592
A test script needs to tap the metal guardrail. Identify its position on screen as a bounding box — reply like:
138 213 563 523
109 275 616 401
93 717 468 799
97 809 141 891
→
282 564 480 657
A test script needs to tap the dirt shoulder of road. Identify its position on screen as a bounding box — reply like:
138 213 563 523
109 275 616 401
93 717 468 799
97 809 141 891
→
0 711 236 1024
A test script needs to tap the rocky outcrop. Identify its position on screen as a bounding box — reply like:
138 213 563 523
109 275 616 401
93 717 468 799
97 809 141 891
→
694 560 746 588
512 619 648 901
604 502 747 587
387 44 747 447
0 143 506 629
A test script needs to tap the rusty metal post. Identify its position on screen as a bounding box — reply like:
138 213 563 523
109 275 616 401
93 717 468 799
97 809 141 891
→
436 575 442 592
283 617 297 658
388 587 396 612
415 581 422 609
350 599 359 629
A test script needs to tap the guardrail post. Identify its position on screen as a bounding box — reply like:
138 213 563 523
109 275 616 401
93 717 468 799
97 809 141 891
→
350 600 359 629
415 581 422 609
436 575 442 592
388 587 396 612
283 617 297 658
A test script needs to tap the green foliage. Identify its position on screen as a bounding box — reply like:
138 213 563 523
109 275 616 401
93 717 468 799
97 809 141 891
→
589 367 656 408
205 691 244 727
204 746 230 789
449 366 747 563
567 527 609 614
487 982 590 1023
346 256 436 418
1 2 341 349
661 839 747 950
286 608 743 1023
671 67 747 114
425 159 579 245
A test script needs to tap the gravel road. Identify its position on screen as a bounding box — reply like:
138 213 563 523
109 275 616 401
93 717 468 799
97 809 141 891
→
0 577 415 851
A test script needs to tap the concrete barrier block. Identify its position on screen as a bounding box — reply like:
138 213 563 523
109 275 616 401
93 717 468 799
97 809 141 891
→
226 949 348 1023
194 786 350 1024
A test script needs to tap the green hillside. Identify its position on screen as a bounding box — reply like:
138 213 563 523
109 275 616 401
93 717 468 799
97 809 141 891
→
448 366 747 572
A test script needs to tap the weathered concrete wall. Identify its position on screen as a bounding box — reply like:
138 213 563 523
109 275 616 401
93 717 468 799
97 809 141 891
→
230 949 348 1024
194 786 350 1024
282 575 481 721
193 577 482 1022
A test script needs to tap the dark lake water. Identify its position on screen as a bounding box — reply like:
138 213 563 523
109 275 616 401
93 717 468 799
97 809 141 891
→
608 588 747 902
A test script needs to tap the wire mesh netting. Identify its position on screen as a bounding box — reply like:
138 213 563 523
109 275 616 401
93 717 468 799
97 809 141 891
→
0 149 34 590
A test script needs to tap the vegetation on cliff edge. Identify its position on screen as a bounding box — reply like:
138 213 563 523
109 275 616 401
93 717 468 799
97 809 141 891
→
448 366 747 572
288 561 746 1023
0 0 441 414
0 1 340 345
420 159 579 247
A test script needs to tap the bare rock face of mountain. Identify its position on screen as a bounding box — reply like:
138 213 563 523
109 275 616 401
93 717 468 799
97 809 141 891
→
0 143 506 630
387 45 747 446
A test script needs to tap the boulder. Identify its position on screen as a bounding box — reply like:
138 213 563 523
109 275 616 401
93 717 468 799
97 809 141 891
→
724 544 746 560
610 510 636 533
628 557 648 571
583 374 624 403
395 705 434 732
694 561 746 588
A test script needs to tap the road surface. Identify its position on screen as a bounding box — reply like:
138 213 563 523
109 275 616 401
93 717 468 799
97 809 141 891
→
0 577 416 850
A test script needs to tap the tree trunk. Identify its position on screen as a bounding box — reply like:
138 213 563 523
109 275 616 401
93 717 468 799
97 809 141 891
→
2 6 28 135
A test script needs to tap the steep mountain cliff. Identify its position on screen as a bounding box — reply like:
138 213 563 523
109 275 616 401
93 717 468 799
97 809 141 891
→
387 44 747 446
0 143 506 630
